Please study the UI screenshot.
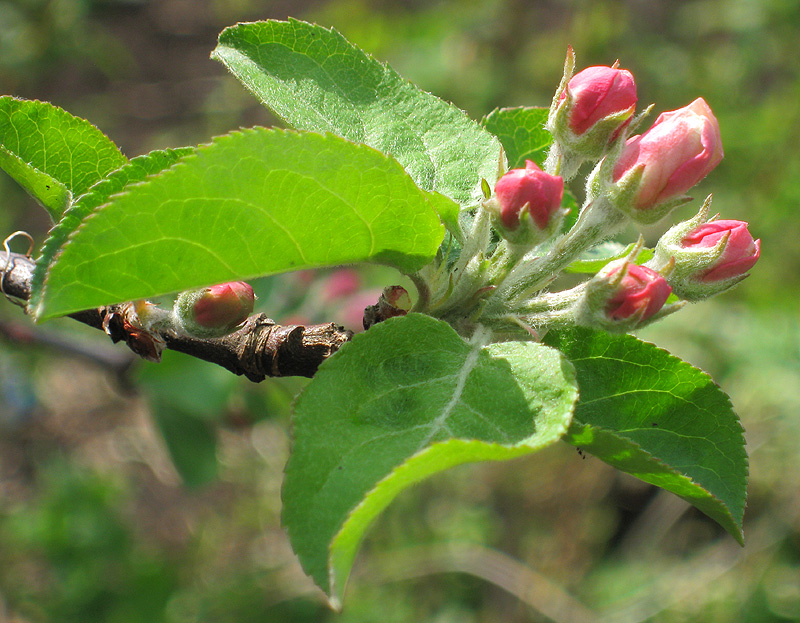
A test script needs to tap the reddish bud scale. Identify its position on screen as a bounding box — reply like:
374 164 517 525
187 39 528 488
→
494 160 563 230
605 264 672 321
682 220 760 282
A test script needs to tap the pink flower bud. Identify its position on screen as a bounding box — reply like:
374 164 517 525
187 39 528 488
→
494 160 564 230
612 98 723 210
559 65 637 135
173 281 255 338
681 220 760 282
576 257 679 333
605 264 672 321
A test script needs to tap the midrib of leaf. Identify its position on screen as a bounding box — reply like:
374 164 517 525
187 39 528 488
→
417 327 490 448
33 129 445 319
320 334 493 490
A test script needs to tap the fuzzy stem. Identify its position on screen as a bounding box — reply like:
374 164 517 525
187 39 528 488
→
408 272 431 313
488 196 627 310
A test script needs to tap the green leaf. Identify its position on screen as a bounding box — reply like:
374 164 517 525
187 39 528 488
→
32 128 445 320
30 147 193 313
0 97 127 220
283 313 577 606
481 107 552 170
544 327 747 543
565 241 630 273
424 191 463 243
211 19 503 209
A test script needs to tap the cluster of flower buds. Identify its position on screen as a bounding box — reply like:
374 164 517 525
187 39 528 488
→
172 281 255 338
415 48 758 338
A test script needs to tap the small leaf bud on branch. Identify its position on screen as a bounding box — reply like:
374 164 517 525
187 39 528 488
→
172 281 256 338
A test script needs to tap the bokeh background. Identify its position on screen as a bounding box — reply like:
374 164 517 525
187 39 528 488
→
1 1 798 621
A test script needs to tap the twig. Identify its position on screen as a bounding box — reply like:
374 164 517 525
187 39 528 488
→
0 250 354 379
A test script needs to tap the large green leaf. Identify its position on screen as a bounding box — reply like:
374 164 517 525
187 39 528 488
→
283 313 578 607
544 327 747 543
0 97 127 220
211 19 503 209
30 147 193 313
32 129 445 320
481 106 551 170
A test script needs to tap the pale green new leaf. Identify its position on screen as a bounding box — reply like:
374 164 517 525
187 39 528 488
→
283 313 578 606
0 96 127 220
211 19 504 209
544 328 747 543
33 129 444 320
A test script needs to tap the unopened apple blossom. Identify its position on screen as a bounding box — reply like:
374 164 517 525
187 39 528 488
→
416 50 757 339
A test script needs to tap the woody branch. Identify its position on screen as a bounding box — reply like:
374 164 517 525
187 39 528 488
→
0 249 353 380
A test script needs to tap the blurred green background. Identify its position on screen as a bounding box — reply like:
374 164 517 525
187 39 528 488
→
1 1 798 621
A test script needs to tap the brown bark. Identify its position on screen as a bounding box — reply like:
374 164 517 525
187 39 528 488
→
1 250 353 380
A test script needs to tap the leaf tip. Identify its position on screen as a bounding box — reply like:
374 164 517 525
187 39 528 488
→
327 595 343 613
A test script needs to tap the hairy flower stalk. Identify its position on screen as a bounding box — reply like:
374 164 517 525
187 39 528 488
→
412 50 755 341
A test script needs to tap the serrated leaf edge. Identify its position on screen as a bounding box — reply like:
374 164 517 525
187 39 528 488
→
568 420 746 545
212 18 504 208
0 96 127 193
33 128 445 319
30 147 196 318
